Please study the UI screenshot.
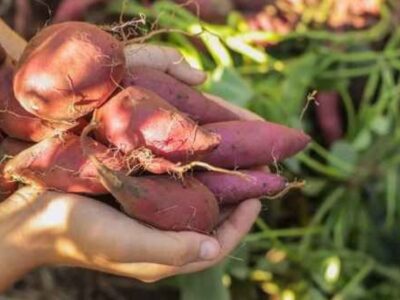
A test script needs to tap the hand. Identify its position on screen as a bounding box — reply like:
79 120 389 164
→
0 186 261 291
0 19 263 291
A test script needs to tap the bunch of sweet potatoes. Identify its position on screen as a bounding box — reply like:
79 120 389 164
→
0 21 310 233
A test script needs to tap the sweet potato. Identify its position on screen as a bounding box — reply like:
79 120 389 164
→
173 0 233 23
0 137 31 200
201 120 311 168
54 0 106 23
0 56 84 141
5 133 126 194
95 87 221 164
88 154 219 233
195 170 287 205
123 67 240 124
315 91 343 145
14 22 125 121
1 137 32 157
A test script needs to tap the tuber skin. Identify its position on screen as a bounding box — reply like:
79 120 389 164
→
54 0 106 23
0 137 32 157
195 170 287 205
4 134 126 194
95 87 221 164
0 137 31 200
201 120 311 169
0 55 85 142
87 154 219 233
173 0 233 23
315 91 343 146
123 67 240 124
13 22 125 122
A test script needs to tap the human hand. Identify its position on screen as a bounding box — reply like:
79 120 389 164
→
0 20 263 291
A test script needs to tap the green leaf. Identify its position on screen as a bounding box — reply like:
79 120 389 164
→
225 246 250 280
330 141 358 167
179 264 230 300
206 67 254 107
302 178 329 196
352 129 372 151
370 116 391 136
281 52 318 121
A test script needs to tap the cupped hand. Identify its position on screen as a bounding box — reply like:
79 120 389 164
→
0 21 264 291
0 186 260 291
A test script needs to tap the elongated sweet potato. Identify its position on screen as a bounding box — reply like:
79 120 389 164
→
173 0 233 23
123 67 240 124
95 87 221 164
0 56 84 141
195 170 286 205
54 0 106 23
315 91 343 145
5 134 126 194
201 120 311 168
88 154 219 233
0 137 31 200
14 22 125 121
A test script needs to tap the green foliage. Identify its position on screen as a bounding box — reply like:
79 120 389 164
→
109 1 400 298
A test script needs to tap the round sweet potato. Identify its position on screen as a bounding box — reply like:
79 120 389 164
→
14 21 125 121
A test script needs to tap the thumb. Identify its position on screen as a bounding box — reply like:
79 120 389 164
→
118 229 221 266
132 229 221 266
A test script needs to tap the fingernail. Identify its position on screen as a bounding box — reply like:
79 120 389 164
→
199 240 219 260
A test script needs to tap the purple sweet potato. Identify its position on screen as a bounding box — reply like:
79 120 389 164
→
195 170 287 204
95 87 221 164
0 55 85 141
315 91 343 145
54 0 106 23
173 0 233 23
5 133 126 194
123 67 240 124
14 22 125 121
201 120 311 168
89 155 219 233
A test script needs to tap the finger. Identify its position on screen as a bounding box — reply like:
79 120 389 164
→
203 93 264 121
47 192 220 267
124 44 206 85
173 198 262 276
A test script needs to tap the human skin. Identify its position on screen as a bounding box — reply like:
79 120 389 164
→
0 20 262 292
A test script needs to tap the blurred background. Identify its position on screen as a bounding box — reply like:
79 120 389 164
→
2 0 400 299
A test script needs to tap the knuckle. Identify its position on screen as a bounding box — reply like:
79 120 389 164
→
171 241 194 266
